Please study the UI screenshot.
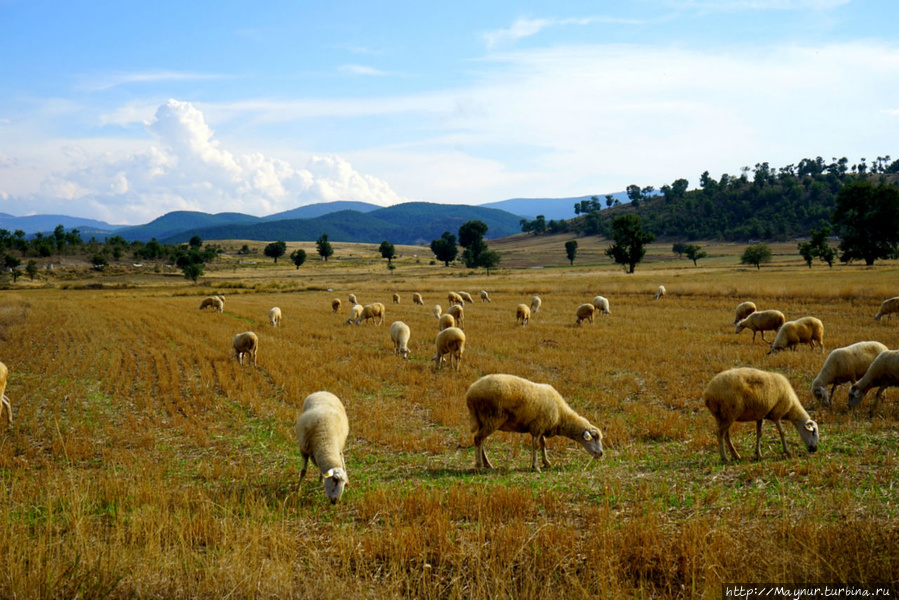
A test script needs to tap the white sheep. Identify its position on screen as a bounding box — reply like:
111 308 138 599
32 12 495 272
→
438 313 456 331
811 341 888 405
446 304 464 329
465 374 604 472
480 290 491 303
412 292 424 306
392 293 400 304
769 316 824 354
199 296 224 312
848 350 899 411
295 391 349 504
232 332 259 366
269 306 282 327
345 304 363 325
592 295 610 316
733 301 757 325
356 302 386 326
530 296 542 314
331 298 342 313
433 304 442 320
654 285 666 300
433 327 465 371
389 321 411 359
0 361 11 425
447 292 464 306
575 303 595 325
735 309 785 344
874 296 899 321
458 291 474 304
516 304 530 326
702 367 819 462
348 293 358 305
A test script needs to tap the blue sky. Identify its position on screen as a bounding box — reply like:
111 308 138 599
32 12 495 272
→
1 0 897 225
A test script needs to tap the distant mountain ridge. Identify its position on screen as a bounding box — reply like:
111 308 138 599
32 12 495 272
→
481 193 630 221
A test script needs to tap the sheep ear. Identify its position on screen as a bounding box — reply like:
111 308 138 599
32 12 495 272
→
324 468 335 478
583 430 592 441
806 421 817 432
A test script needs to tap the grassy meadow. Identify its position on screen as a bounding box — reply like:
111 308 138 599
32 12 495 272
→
1 238 898 598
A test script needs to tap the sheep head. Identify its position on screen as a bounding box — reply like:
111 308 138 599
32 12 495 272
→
847 385 864 408
323 468 348 504
795 420 819 453
811 384 830 405
578 429 604 459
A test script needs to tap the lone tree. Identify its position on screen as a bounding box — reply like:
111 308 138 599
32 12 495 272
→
740 243 772 270
430 231 458 266
797 226 836 268
684 244 707 266
290 249 307 269
479 249 501 275
25 260 39 281
672 242 688 258
605 214 655 273
832 180 899 265
378 241 396 265
264 240 287 263
459 220 489 268
316 234 334 261
4 255 21 282
564 240 578 265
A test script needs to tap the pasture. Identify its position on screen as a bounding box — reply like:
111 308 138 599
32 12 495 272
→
0 245 897 598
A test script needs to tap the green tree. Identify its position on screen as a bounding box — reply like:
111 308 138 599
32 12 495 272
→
188 235 203 248
798 226 837 268
684 244 707 266
478 249 501 275
25 260 39 280
53 225 66 254
832 180 899 265
459 220 489 268
264 240 288 263
290 249 307 269
5 255 21 282
182 262 204 283
378 241 396 264
564 240 578 265
91 253 109 271
740 243 772 270
672 242 688 258
430 231 458 266
798 241 816 268
316 234 334 261
605 214 655 273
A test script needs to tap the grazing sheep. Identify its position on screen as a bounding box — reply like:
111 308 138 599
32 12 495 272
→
348 293 358 305
655 285 666 300
433 304 442 320
516 304 530 326
702 367 819 462
811 341 888 405
874 296 899 321
575 303 596 325
465 374 604 472
848 350 899 410
769 317 824 354
331 298 342 313
269 306 282 327
232 332 259 366
480 290 491 302
733 301 757 325
592 295 610 316
438 313 456 331
0 361 11 425
433 327 465 371
458 291 474 304
346 304 363 325
389 321 412 359
200 296 224 313
735 309 786 344
448 292 464 306
530 296 542 314
356 302 386 326
447 304 464 329
393 293 400 304
412 292 424 306
295 391 349 504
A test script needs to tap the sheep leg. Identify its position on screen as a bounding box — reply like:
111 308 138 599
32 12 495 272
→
529 435 551 471
473 431 495 469
723 424 741 461
299 454 309 480
538 435 551 469
1 395 10 424
772 419 792 458
754 420 763 460
759 331 769 343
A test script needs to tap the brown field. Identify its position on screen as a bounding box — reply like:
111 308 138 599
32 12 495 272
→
1 239 898 598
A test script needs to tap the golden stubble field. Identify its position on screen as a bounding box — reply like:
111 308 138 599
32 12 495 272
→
0 243 898 599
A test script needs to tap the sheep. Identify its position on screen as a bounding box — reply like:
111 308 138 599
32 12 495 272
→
0 361 11 425
294 391 349 504
769 316 824 354
465 374 604 472
199 296 224 312
393 293 400 304
530 296 542 314
348 293 358 305
811 341 888 405
702 367 819 462
575 303 595 325
735 309 785 344
516 304 530 326
433 304 442 320
433 327 465 371
331 298 342 313
480 290 491 303
733 301 757 325
356 302 386 326
848 350 899 411
438 313 456 331
269 306 282 327
448 292 464 306
446 304 464 329
592 295 610 316
345 304 363 325
412 292 424 306
232 332 259 366
389 321 412 359
458 291 474 304
874 296 899 321
654 285 666 300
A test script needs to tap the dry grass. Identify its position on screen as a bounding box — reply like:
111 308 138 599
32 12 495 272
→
1 248 898 599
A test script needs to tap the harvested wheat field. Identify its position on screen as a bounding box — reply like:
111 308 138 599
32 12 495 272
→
0 250 897 598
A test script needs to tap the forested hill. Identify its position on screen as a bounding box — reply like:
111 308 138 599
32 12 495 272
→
601 156 898 241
